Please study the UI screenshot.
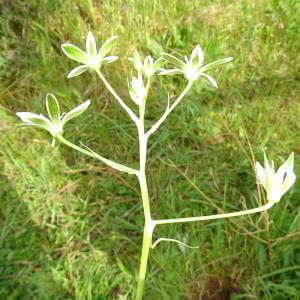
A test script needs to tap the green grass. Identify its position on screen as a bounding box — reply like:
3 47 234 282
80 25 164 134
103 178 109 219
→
1 0 300 299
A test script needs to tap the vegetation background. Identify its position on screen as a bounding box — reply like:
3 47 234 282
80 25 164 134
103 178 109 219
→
0 0 299 299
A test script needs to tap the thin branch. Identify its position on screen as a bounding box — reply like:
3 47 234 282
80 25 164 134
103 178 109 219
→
57 135 138 175
146 80 193 137
151 237 199 249
153 201 274 226
96 70 140 125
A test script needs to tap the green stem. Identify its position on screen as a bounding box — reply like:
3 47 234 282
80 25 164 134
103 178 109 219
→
135 219 153 300
96 69 139 124
135 77 153 300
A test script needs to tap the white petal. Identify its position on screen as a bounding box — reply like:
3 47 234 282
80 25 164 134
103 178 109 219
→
255 161 266 188
101 56 119 64
281 172 296 196
67 65 89 78
159 69 184 75
16 112 52 126
200 73 218 88
61 44 89 64
190 45 204 67
86 32 97 59
277 152 294 183
61 100 91 125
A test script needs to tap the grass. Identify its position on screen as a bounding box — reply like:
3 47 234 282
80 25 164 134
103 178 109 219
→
0 0 300 299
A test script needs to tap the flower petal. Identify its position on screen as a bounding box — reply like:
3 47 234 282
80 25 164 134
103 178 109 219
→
277 152 294 183
255 161 266 188
153 57 165 70
86 32 97 59
132 49 143 71
16 112 52 132
160 53 186 69
67 65 89 78
98 36 119 58
101 56 119 64
200 73 218 88
61 100 91 126
200 57 233 73
281 172 296 196
190 45 204 68
159 69 184 75
46 93 60 123
61 44 89 64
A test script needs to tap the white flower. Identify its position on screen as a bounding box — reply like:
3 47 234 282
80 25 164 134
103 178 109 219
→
16 94 90 145
256 152 296 203
160 45 233 86
61 32 119 78
128 72 145 106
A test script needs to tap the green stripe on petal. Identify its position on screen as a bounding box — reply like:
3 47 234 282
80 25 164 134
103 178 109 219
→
61 100 91 126
46 93 60 123
200 57 233 73
200 73 218 88
161 53 186 69
16 112 53 132
159 69 184 76
102 56 119 64
61 44 89 64
67 65 89 78
86 32 97 60
98 36 118 59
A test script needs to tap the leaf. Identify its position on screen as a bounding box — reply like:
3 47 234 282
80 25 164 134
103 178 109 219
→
16 112 52 132
200 57 233 72
67 65 89 78
86 32 97 59
61 100 91 125
160 53 186 69
61 44 89 64
98 36 118 58
46 93 60 123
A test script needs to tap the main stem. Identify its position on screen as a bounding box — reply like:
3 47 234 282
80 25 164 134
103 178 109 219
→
136 80 153 300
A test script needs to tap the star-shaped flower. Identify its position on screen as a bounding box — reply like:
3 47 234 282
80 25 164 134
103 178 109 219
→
16 94 90 145
256 152 296 203
160 45 233 87
61 32 119 78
